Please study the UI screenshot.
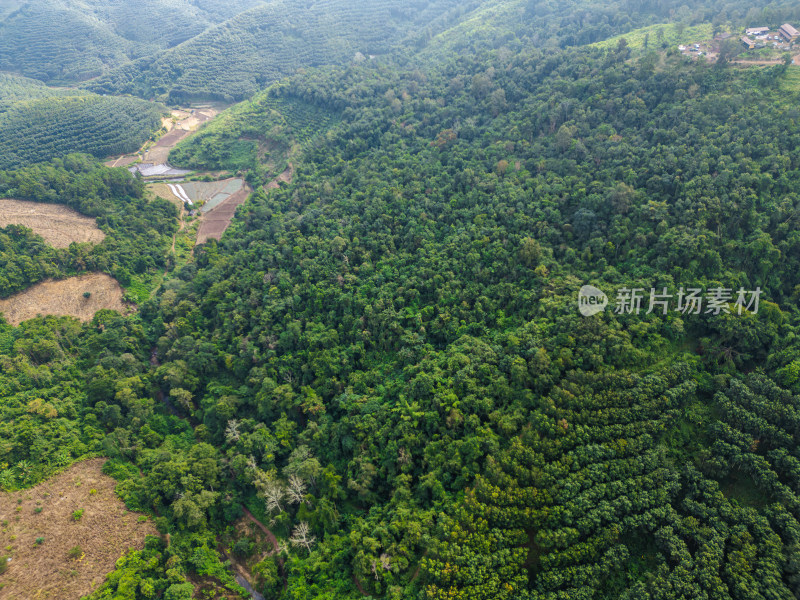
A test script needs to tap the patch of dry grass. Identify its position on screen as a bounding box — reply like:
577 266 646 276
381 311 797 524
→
0 459 157 600
0 273 128 326
0 199 105 248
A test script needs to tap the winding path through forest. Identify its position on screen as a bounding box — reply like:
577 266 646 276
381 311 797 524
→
241 506 280 554
223 507 281 600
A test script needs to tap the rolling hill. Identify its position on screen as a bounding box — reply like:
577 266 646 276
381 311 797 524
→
0 0 265 83
83 0 473 102
0 74 165 169
0 72 82 113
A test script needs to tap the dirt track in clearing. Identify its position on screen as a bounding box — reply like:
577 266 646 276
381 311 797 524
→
0 459 157 600
0 273 127 326
0 199 105 248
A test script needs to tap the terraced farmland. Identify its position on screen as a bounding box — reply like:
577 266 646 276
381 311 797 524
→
0 95 166 169
195 182 253 245
0 73 82 114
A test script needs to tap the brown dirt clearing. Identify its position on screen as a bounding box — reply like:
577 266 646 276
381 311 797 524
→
0 273 128 326
0 199 105 248
103 155 138 168
195 184 253 245
0 459 157 600
265 163 294 190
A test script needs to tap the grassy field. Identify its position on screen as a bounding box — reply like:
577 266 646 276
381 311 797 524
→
0 459 157 600
592 23 715 50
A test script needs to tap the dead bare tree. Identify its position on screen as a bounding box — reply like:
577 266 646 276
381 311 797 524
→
225 419 241 443
259 479 286 514
380 553 392 572
289 522 316 554
287 474 308 505
246 455 258 472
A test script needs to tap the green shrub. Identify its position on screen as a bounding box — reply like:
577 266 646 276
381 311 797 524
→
232 537 254 558
164 582 194 600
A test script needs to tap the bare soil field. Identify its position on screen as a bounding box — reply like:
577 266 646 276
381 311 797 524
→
196 185 253 245
0 273 127 326
0 199 105 248
143 108 220 165
0 459 157 600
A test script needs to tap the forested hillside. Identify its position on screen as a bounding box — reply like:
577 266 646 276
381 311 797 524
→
125 54 800 598
84 0 473 102
5 1 800 599
169 81 342 184
0 72 82 113
0 70 166 170
5 37 800 598
412 0 800 54
0 0 265 83
76 0 800 102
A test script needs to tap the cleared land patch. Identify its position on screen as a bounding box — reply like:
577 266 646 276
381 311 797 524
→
143 108 219 165
0 459 157 600
0 199 105 248
0 273 127 326
180 178 245 210
196 182 253 245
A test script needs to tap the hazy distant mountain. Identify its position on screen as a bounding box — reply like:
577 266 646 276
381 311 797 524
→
83 0 468 102
0 0 265 82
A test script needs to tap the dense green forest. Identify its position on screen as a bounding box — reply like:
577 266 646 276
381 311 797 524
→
5 0 800 599
64 0 800 102
83 0 474 102
0 155 178 297
6 43 800 598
